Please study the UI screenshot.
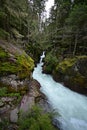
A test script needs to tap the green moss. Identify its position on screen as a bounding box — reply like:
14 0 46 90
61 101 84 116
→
0 47 17 75
17 53 34 71
0 47 9 59
56 58 76 73
76 55 87 59
0 87 7 96
72 73 86 87
0 47 34 78
54 56 87 88
55 56 87 74
16 53 34 79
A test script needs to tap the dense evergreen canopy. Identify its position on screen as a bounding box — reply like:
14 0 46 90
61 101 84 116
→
0 0 87 60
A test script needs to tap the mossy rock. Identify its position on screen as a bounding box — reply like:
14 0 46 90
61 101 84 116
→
0 44 34 94
55 58 77 74
0 46 34 79
53 56 87 94
8 85 28 94
16 53 34 79
55 56 87 75
71 73 87 87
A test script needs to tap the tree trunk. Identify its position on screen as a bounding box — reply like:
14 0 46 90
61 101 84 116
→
73 33 78 56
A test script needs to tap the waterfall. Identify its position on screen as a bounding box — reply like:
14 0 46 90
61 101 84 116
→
32 52 87 130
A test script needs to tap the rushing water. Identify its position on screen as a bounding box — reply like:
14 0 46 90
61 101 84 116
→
33 52 87 130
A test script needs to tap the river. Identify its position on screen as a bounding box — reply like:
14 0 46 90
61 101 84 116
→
32 52 87 130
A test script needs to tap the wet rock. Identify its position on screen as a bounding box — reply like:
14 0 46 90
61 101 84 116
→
52 118 62 130
0 105 10 114
1 97 17 102
11 81 18 89
29 79 41 89
20 95 34 113
0 75 29 92
37 98 52 113
19 80 51 114
19 80 41 113
0 97 18 119
0 101 4 107
7 124 18 130
10 108 19 123
8 75 18 80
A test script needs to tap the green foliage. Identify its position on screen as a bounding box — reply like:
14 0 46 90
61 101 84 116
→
42 0 87 60
0 87 21 98
0 62 20 75
67 4 87 29
0 87 7 96
44 52 58 73
18 106 57 130
0 47 9 58
7 92 21 98
0 0 46 63
0 28 9 39
0 118 10 130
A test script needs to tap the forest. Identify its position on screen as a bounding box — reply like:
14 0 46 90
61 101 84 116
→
0 0 87 130
0 0 87 58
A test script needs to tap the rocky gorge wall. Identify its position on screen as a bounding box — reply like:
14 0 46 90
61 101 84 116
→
43 55 87 95
0 40 34 125
0 40 55 130
53 56 87 95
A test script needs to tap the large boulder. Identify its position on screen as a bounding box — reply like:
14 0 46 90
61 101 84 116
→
9 80 51 123
19 79 50 113
53 56 87 94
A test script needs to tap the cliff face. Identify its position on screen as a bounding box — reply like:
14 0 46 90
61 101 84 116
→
53 56 87 94
0 40 34 92
0 41 52 130
0 40 35 122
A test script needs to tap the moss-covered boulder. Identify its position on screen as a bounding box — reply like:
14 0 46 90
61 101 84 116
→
0 47 34 78
0 40 34 93
53 56 87 94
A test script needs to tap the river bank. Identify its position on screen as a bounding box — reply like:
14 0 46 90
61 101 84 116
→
43 54 87 95
0 41 57 130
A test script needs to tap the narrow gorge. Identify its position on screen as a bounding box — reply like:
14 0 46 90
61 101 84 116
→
0 0 87 130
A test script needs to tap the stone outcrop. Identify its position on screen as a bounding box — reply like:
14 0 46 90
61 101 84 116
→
0 75 29 93
10 108 19 123
19 79 51 114
53 56 87 94
9 80 51 123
